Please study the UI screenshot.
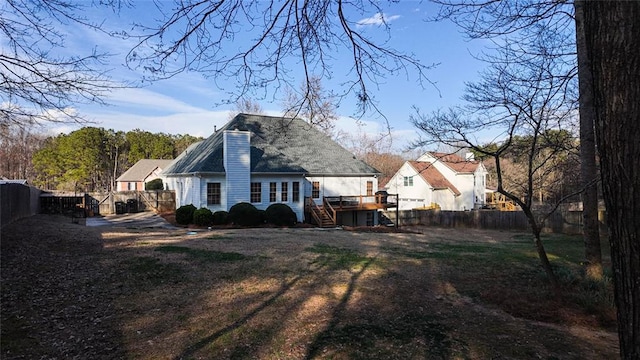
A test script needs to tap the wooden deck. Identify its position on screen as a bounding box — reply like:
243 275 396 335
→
306 194 397 227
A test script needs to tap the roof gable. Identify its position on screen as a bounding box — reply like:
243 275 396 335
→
408 161 461 196
117 159 173 182
163 114 380 175
421 152 481 174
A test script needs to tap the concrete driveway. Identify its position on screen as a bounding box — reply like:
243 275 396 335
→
86 211 177 229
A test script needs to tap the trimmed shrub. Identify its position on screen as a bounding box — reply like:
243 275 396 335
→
193 207 214 226
145 178 164 190
213 211 229 225
228 202 262 226
175 204 196 225
265 203 297 226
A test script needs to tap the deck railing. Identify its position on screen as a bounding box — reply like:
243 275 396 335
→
322 193 396 210
307 197 323 225
323 197 337 223
304 193 398 227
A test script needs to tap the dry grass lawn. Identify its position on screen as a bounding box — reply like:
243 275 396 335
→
1 214 619 359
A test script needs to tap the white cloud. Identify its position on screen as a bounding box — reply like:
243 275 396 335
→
46 124 80 136
89 110 230 137
356 13 401 27
46 101 232 137
105 88 205 113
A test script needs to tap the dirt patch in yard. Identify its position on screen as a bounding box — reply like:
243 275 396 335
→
1 215 618 359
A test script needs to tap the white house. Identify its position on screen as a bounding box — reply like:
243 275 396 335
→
385 152 488 211
162 114 392 226
116 159 173 191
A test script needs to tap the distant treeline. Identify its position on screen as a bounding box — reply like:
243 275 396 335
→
30 127 203 191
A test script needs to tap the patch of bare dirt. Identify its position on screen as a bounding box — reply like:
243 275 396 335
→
1 215 619 359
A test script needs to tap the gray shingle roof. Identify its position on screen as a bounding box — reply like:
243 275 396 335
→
117 159 173 182
163 113 380 176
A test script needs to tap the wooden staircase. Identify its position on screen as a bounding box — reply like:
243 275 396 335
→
307 198 336 227
316 206 336 227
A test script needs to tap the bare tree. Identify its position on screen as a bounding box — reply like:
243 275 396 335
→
228 98 265 119
125 1 435 116
282 75 338 138
480 137 580 206
0 123 46 181
583 3 640 358
339 124 405 186
432 0 602 278
411 45 579 286
0 0 121 128
362 152 405 188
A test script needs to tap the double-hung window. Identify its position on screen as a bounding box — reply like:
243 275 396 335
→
403 176 413 186
207 183 221 205
250 182 261 203
292 182 300 202
269 182 277 202
281 182 288 202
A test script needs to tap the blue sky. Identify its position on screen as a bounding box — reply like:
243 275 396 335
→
48 1 489 152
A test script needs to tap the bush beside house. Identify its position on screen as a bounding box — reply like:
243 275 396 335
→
265 203 297 226
175 204 197 225
228 202 262 227
174 203 299 228
193 208 214 226
213 211 229 225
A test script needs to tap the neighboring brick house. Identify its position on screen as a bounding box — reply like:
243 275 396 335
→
162 113 393 226
385 152 489 211
116 159 173 191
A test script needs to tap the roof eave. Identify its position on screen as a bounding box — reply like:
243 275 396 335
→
163 172 225 177
305 172 380 177
250 172 306 176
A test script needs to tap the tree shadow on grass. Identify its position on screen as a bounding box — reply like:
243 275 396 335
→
303 256 458 360
2 217 617 359
176 275 303 359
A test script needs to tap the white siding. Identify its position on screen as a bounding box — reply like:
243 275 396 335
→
166 175 201 208
384 162 433 210
248 175 306 222
224 130 251 205
453 173 474 210
433 189 455 210
413 153 480 211
193 174 307 221
199 175 227 212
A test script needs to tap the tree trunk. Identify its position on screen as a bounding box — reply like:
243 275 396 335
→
522 204 559 288
584 2 640 358
533 231 558 289
574 0 602 279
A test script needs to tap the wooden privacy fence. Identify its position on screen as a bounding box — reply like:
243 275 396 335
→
1 183 41 229
38 190 176 216
383 209 607 235
93 190 176 215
